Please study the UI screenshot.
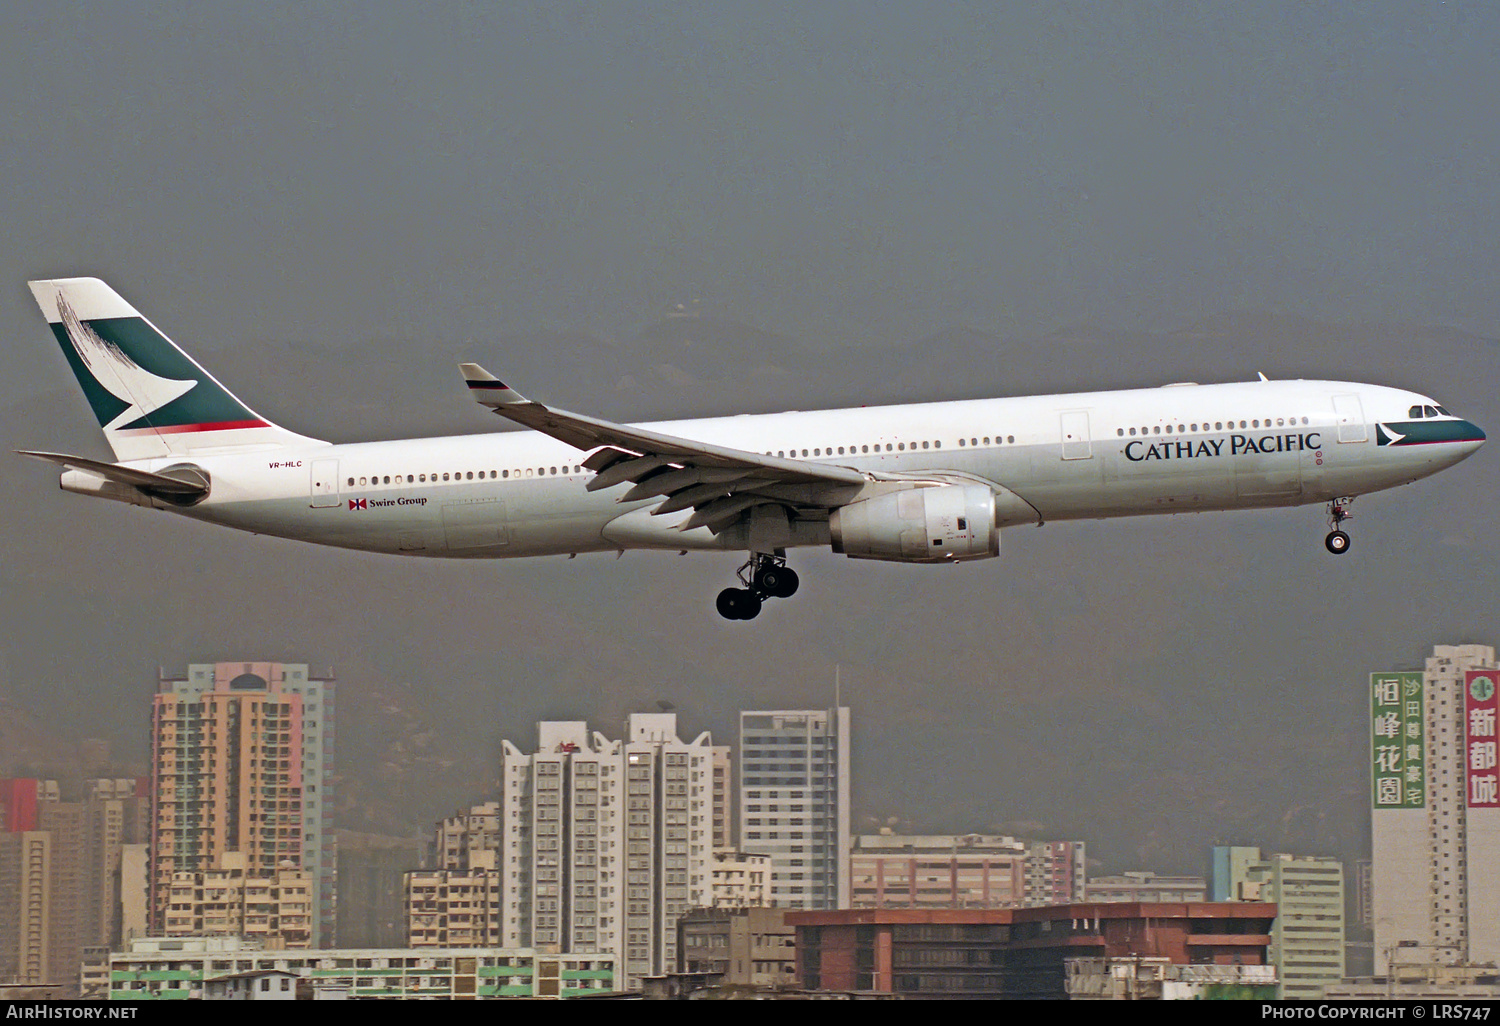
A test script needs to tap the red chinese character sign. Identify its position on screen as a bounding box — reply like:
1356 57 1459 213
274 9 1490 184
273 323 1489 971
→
1466 669 1499 809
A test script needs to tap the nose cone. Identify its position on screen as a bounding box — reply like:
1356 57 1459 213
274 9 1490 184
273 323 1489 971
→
1461 419 1486 454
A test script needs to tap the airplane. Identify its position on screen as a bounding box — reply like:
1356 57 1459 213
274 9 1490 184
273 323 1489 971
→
19 277 1487 620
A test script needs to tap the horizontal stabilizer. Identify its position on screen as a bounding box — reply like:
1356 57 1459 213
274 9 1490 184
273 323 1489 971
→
15 450 209 498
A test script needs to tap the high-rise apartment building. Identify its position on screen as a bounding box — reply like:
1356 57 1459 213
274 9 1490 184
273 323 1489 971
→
1371 644 1500 971
1023 840 1088 906
1213 846 1346 999
500 714 715 988
151 662 335 945
738 707 851 909
0 777 149 993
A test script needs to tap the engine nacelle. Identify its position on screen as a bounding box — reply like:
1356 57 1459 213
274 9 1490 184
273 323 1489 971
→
829 484 999 563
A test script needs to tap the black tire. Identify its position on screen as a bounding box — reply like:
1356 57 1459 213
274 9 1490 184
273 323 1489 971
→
1325 530 1351 554
739 590 763 619
771 567 799 598
716 588 744 619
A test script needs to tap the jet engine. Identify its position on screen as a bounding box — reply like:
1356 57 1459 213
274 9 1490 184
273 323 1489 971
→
829 484 999 563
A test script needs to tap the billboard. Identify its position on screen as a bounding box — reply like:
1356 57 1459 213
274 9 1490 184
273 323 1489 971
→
1371 672 1425 809
1465 669 1499 809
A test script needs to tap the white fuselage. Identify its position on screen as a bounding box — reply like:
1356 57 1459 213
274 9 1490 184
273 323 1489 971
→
105 378 1482 559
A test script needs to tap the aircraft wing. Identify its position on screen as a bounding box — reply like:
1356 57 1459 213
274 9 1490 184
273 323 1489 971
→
461 364 869 532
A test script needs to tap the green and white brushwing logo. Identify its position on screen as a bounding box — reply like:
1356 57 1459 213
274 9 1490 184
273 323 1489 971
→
55 295 197 429
1472 674 1497 703
50 292 260 432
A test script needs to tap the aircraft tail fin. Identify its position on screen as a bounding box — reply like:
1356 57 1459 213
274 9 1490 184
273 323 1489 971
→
29 277 322 461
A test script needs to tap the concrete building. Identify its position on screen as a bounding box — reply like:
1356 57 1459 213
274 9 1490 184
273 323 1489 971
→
1023 840 1088 906
738 707 851 910
0 778 149 993
678 906 796 987
849 833 1027 909
1212 846 1346 999
789 903 1277 999
1085 871 1207 904
151 663 336 945
431 801 500 869
1371 645 1500 971
501 714 715 988
160 853 314 948
710 746 734 850
1327 946 1500 1000
710 850 773 908
106 935 615 999
1066 957 1278 1000
406 865 502 948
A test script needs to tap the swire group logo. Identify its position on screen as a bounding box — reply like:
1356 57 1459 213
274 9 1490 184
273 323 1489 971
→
348 498 367 510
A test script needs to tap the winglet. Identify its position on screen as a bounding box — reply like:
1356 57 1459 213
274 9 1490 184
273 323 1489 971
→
460 363 531 408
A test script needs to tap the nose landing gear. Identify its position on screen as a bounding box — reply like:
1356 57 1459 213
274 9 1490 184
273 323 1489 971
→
1325 498 1354 554
716 553 799 619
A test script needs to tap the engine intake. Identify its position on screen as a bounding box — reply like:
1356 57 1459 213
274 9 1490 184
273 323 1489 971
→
829 484 999 563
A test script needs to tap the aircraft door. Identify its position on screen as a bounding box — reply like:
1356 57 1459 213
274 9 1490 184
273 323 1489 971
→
1332 394 1369 443
310 459 340 507
1060 410 1092 459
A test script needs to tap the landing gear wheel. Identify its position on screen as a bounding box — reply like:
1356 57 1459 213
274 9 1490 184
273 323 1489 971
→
716 588 763 620
754 565 799 599
716 588 743 619
1324 497 1355 555
771 566 799 598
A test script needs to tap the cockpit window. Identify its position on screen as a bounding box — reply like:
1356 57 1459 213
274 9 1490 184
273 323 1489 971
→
1410 405 1425 418
1436 405 1452 417
1424 405 1440 418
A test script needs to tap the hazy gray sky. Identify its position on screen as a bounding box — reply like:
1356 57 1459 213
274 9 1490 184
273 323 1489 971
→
6 2 1499 384
2 3 1497 872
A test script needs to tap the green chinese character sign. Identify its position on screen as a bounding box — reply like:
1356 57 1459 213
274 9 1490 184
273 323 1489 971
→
1371 672 1425 809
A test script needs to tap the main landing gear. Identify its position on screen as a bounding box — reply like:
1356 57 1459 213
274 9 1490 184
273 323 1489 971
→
1325 497 1354 554
716 553 800 620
